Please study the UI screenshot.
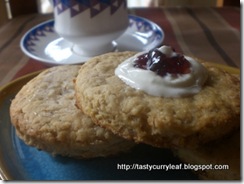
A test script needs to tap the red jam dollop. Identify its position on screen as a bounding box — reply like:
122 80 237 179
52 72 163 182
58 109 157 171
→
133 48 191 77
115 45 208 97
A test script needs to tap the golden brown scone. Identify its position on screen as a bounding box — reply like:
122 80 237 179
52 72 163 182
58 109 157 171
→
75 51 240 148
10 65 134 158
174 130 240 180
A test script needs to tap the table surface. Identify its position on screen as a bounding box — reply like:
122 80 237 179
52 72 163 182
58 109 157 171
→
0 7 240 87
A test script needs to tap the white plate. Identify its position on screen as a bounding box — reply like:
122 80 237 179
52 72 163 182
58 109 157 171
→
20 15 164 65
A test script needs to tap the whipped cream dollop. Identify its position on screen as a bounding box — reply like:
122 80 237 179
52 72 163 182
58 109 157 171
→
115 46 208 97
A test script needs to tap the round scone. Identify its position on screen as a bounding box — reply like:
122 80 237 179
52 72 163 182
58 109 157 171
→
75 49 240 148
174 130 240 180
10 65 134 158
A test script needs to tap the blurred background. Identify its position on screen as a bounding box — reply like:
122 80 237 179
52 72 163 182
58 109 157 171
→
0 0 240 21
35 0 240 13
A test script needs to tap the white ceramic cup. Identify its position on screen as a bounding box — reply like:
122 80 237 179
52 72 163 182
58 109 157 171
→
51 0 128 57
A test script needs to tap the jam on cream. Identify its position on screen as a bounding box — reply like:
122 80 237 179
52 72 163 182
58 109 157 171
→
115 46 208 97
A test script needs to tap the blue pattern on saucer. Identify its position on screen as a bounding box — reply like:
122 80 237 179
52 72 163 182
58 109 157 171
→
20 15 164 65
22 15 163 55
22 21 54 54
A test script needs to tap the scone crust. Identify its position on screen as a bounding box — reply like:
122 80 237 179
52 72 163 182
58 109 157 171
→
10 65 133 158
75 52 240 148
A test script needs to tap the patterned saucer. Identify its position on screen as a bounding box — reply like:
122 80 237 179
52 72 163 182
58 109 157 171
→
20 15 164 65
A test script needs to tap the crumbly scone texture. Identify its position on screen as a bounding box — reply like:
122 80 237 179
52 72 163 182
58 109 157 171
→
75 52 240 148
10 65 134 158
174 130 240 180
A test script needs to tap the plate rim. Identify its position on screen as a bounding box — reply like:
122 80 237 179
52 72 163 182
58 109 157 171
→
0 71 42 180
20 14 164 66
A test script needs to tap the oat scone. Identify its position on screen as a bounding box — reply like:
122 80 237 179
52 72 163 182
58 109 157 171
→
75 50 240 148
174 130 240 180
10 65 134 158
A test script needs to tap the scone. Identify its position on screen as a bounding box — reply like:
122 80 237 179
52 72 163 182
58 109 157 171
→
174 130 240 180
75 46 240 148
10 65 134 158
